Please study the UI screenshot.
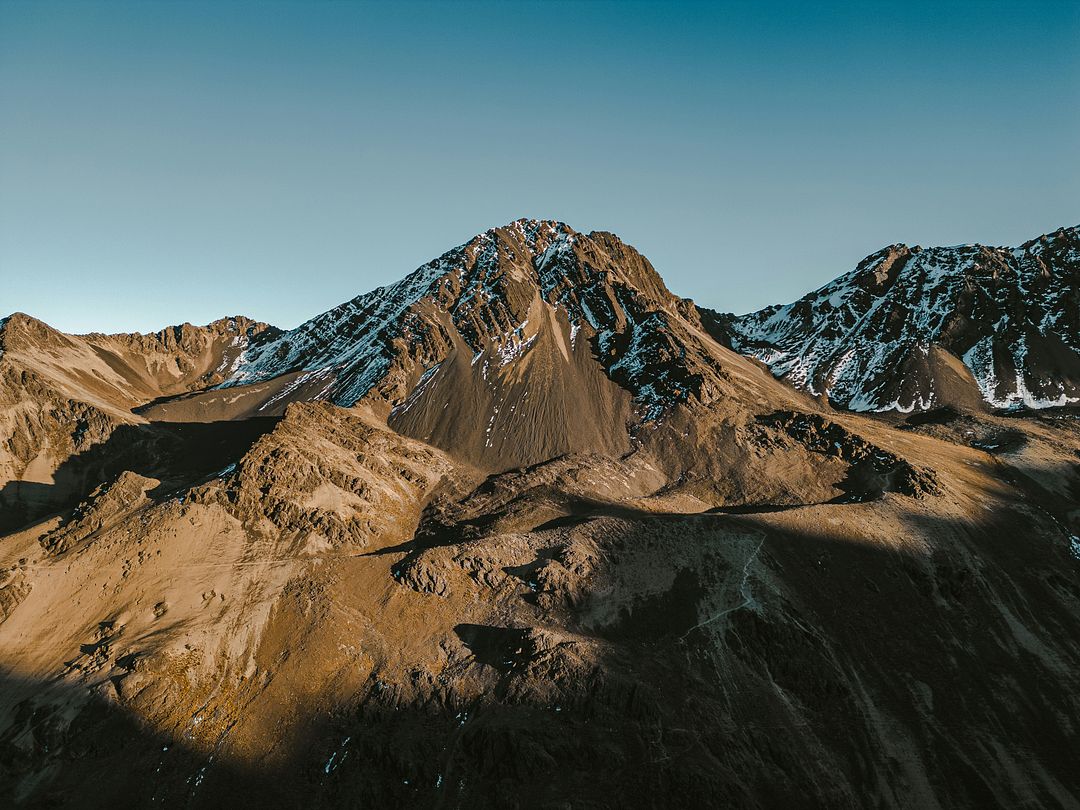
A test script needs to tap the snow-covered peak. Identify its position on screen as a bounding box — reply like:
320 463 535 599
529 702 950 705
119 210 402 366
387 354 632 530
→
730 225 1080 412
220 220 709 418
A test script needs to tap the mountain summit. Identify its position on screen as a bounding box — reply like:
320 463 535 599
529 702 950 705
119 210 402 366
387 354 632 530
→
200 219 805 471
727 225 1080 413
223 219 710 411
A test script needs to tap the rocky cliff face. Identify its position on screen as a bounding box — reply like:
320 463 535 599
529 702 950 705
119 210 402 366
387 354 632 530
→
726 225 1080 413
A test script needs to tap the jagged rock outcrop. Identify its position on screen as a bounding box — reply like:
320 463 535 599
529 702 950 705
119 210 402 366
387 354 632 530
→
758 411 940 499
192 402 461 549
40 471 158 556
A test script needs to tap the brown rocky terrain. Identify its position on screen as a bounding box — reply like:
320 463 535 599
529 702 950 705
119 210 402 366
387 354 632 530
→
1 221 1079 808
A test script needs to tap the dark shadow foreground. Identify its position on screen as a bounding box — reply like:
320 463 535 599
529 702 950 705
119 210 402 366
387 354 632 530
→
3 498 1080 809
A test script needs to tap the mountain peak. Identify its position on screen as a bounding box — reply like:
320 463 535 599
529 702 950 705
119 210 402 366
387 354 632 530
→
221 221 690 411
730 224 1080 412
0 311 76 356
201 219 800 469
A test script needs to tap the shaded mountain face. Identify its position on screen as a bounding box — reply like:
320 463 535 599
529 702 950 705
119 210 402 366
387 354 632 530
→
2 221 1080 809
726 225 1080 413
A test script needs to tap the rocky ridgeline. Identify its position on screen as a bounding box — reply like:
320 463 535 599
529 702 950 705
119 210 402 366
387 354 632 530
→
222 220 726 419
726 225 1080 413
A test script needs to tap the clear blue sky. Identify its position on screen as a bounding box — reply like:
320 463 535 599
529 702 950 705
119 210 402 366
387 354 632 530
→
2 0 1078 333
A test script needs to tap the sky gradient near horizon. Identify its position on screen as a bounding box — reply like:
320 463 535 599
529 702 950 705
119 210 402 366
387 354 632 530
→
2 0 1078 334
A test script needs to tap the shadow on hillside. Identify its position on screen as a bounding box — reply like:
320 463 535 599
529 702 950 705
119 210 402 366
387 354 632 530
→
2 498 1080 809
0 418 278 535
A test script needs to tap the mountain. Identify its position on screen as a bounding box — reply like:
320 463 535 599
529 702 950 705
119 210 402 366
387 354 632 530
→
210 219 810 470
726 225 1080 413
2 221 1080 809
0 313 278 529
131 220 858 508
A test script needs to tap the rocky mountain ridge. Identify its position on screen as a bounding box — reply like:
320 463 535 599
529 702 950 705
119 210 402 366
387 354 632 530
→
1 221 1080 808
725 225 1080 413
184 219 813 474
221 220 721 416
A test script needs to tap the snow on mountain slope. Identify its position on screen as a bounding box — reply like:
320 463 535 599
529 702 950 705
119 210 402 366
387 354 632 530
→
728 225 1080 412
222 219 731 421
215 219 826 473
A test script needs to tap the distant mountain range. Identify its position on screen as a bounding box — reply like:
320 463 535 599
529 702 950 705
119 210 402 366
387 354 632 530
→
2 220 1080 808
722 225 1080 413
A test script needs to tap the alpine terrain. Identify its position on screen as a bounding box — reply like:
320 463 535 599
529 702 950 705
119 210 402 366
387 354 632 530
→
725 226 1080 413
2 220 1080 809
